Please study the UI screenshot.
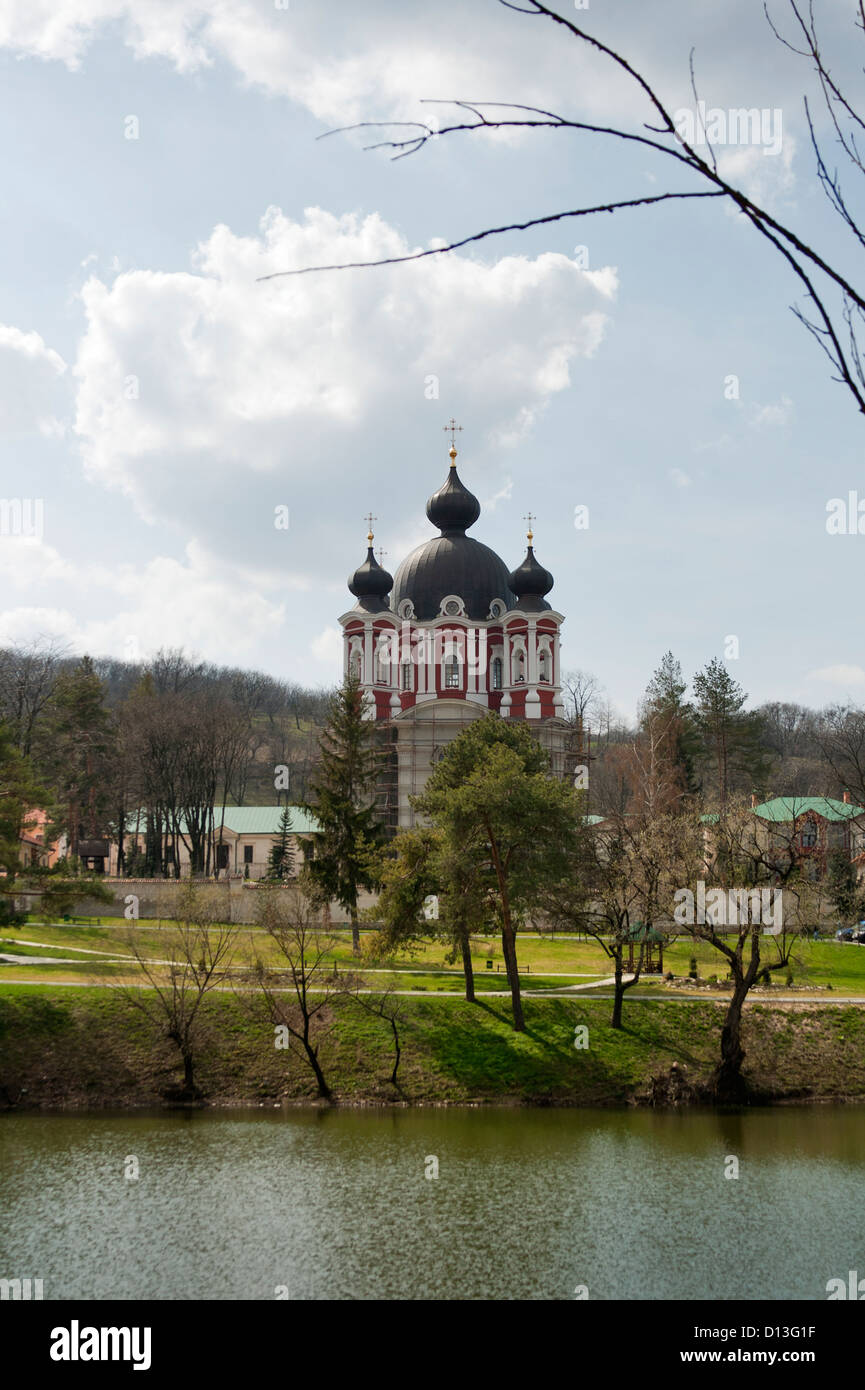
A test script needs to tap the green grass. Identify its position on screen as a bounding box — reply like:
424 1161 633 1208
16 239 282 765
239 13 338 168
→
2 982 865 1109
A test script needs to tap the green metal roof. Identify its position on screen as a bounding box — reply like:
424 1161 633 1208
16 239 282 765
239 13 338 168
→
125 806 320 835
752 796 865 823
220 806 320 835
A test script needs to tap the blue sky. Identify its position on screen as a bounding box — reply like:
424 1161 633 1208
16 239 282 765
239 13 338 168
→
0 0 862 723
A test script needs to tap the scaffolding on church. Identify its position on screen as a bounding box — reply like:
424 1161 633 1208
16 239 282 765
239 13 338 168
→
371 705 579 834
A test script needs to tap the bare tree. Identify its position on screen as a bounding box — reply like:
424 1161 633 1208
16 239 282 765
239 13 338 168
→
264 0 865 419
252 887 349 1102
119 882 236 1100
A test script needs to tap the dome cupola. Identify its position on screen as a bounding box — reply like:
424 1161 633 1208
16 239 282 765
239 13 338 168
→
348 519 393 612
508 516 554 611
391 436 516 621
425 446 482 535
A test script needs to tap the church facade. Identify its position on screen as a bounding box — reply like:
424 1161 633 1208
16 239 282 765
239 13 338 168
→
338 434 571 828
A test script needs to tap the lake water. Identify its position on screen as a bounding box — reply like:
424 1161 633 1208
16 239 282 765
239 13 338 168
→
1 1106 863 1300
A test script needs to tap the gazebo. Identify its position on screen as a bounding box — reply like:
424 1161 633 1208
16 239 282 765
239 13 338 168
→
625 921 664 975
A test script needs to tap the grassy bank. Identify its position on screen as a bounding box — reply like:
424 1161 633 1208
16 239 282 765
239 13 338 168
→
2 984 865 1109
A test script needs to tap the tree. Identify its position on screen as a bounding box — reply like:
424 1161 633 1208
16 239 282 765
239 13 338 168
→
275 1 865 420
827 847 865 927
0 639 67 757
374 825 486 1003
302 672 386 954
46 656 116 862
683 800 806 1100
692 659 767 811
0 720 44 927
543 808 696 1028
120 883 235 1100
642 651 700 795
414 714 585 1032
265 806 296 882
252 886 348 1102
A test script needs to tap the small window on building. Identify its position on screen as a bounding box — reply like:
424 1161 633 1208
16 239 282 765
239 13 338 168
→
216 844 229 870
513 651 525 683
445 657 460 688
491 657 503 690
800 820 817 848
402 663 413 691
243 844 254 864
539 649 551 682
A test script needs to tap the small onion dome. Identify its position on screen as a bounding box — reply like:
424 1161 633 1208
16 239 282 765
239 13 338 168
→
348 536 393 612
425 446 481 536
508 529 554 612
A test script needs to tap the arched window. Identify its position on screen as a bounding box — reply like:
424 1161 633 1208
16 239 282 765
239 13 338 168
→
349 646 362 680
491 657 503 690
444 656 461 689
513 648 526 683
539 648 551 682
401 662 413 691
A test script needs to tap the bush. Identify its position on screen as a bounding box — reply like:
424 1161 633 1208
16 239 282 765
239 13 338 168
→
689 956 698 980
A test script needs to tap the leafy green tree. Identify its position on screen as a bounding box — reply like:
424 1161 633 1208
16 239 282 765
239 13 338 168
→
302 672 386 954
414 715 584 1032
265 806 296 882
374 825 487 1003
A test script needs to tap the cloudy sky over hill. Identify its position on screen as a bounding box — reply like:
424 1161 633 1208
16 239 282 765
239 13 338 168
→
0 0 862 719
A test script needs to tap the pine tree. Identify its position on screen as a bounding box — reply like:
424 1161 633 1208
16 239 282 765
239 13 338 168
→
47 655 115 862
692 658 768 812
301 672 385 953
641 650 700 794
266 805 296 881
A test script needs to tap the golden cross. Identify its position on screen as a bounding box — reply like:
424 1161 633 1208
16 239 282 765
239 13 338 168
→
443 419 463 448
523 511 536 541
364 512 377 542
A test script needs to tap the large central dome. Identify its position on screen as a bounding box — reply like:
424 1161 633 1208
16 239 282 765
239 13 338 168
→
391 451 516 620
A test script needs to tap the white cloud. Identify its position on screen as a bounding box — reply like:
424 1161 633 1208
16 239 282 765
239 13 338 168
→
0 324 67 434
72 205 616 566
807 664 865 687
751 394 793 428
0 537 286 663
310 626 343 667
669 467 692 487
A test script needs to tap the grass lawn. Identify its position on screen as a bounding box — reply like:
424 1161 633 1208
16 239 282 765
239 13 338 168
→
3 981 865 1109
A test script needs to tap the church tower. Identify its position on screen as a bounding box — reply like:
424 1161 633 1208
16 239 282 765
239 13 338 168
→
338 428 570 828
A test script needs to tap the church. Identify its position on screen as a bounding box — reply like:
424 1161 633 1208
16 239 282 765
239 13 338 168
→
339 426 572 828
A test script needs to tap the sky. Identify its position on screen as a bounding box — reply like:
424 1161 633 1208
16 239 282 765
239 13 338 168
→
0 0 863 723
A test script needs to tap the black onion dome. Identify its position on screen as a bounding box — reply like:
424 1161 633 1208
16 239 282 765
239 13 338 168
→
348 546 393 612
392 535 516 621
508 544 554 611
425 465 481 535
391 453 516 621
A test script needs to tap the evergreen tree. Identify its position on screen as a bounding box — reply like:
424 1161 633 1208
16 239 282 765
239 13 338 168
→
692 658 768 812
46 655 115 861
266 805 296 881
641 650 701 794
301 672 385 953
